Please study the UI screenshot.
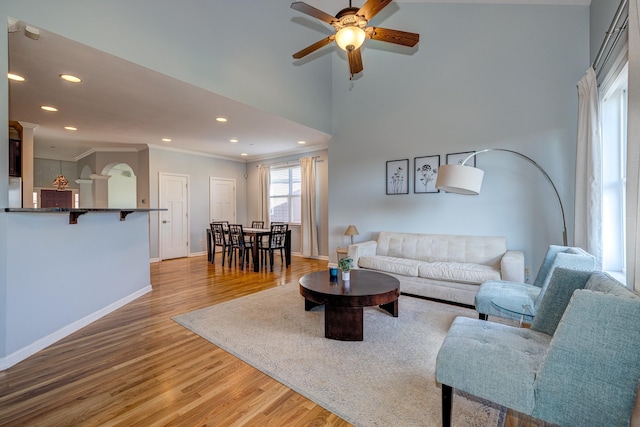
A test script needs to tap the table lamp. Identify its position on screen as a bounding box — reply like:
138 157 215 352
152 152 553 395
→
344 225 359 245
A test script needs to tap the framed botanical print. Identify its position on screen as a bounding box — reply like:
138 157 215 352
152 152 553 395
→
386 159 409 195
414 155 440 193
446 151 476 167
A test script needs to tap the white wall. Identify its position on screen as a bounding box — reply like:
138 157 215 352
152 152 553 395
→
329 3 589 274
3 212 151 369
107 164 137 209
148 146 248 259
0 0 332 135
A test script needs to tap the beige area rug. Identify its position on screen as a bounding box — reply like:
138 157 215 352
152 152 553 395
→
174 284 505 427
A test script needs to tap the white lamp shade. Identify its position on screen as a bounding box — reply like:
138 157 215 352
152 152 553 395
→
335 26 366 51
435 164 484 195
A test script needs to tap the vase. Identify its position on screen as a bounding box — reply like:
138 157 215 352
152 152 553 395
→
342 271 350 281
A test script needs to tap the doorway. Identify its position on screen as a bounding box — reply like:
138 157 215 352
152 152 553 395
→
209 177 236 223
105 163 137 208
159 173 189 260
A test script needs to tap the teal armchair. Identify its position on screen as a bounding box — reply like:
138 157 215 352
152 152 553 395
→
436 268 640 427
474 245 595 322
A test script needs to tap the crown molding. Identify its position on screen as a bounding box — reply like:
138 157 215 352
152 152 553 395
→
75 147 141 162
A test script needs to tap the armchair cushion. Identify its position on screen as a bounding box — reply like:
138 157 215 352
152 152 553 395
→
585 271 640 299
472 281 540 318
436 316 551 415
530 268 592 336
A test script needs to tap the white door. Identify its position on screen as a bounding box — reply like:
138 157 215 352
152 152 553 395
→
209 178 236 223
160 173 189 260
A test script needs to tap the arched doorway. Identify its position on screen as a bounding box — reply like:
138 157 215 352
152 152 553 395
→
104 163 137 208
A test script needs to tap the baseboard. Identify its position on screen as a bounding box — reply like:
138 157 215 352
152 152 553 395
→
189 251 206 257
149 258 161 263
0 285 153 371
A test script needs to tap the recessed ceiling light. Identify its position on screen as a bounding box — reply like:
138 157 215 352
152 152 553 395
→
64 126 77 131
60 74 82 83
230 139 238 143
298 140 306 145
162 138 172 142
241 153 248 156
41 105 58 112
7 73 25 82
216 117 228 123
24 25 40 40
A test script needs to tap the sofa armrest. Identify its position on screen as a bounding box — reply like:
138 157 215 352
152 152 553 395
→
501 250 525 282
347 240 377 269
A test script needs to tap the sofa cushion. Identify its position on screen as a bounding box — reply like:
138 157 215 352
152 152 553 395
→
418 262 501 284
375 232 506 267
358 255 422 277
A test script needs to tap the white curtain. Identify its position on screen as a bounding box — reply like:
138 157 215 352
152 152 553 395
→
574 67 603 269
300 157 318 257
258 165 270 227
628 0 640 292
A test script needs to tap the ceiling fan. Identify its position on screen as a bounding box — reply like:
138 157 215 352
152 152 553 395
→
291 0 419 79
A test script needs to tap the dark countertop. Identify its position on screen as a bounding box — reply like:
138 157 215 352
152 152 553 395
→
5 207 166 224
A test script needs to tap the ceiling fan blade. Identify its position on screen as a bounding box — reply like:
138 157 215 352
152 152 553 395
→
366 26 419 47
290 2 337 25
357 0 392 21
347 48 364 78
292 36 335 59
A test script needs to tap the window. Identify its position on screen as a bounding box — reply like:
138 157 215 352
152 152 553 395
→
269 165 301 223
600 63 628 282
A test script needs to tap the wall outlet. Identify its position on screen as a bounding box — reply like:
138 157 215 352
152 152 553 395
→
524 266 531 276
199 239 204 250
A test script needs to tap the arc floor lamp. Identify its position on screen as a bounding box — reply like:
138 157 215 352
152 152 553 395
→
435 148 567 246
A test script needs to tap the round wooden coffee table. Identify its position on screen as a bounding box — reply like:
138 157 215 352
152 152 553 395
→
299 270 400 341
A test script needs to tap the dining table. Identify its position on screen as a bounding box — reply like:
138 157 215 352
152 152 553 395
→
207 226 291 272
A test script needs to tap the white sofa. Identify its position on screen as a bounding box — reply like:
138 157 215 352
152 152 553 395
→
347 231 524 306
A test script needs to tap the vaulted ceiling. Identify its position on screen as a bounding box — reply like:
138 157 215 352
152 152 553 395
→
7 0 588 162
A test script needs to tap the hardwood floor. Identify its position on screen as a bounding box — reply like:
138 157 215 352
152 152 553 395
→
0 255 350 426
0 254 539 426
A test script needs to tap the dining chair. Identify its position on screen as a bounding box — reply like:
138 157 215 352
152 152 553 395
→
228 224 252 270
259 223 288 272
210 222 231 266
211 220 229 231
249 220 265 246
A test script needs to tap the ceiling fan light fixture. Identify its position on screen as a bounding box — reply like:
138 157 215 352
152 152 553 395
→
335 26 365 51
